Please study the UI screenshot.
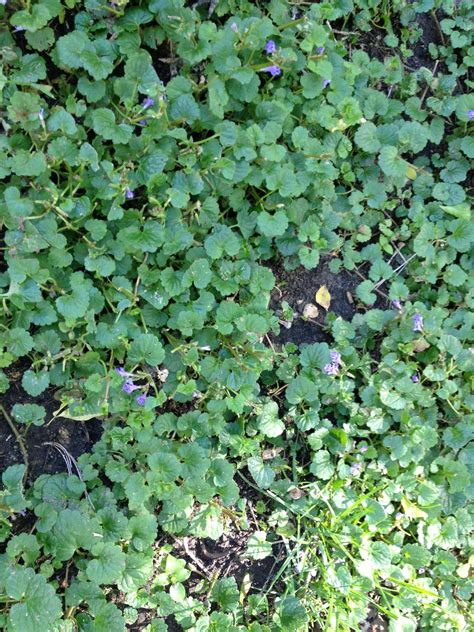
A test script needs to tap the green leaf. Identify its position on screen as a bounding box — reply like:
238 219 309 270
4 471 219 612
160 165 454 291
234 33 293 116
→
257 401 285 437
309 450 334 480
10 151 47 176
11 403 46 426
398 121 428 153
55 31 90 69
379 385 407 410
257 211 289 237
378 146 409 178
354 122 380 153
211 577 239 612
6 328 34 357
286 376 318 405
91 108 133 144
128 333 165 365
86 543 126 585
247 456 275 489
6 568 62 632
208 76 229 119
21 370 49 396
245 531 273 560
274 597 309 631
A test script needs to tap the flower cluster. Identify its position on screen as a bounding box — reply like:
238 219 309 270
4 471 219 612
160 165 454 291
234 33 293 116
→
323 350 342 376
115 367 147 406
468 109 474 120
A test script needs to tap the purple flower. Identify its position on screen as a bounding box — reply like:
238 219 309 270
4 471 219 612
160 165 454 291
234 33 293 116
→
142 97 155 110
322 79 331 89
392 299 402 311
116 367 133 377
230 22 238 33
136 393 147 406
0 0 7 5
413 312 424 333
330 351 341 366
14 25 25 31
261 65 281 77
350 462 362 476
468 109 474 120
323 363 339 376
123 379 140 394
125 188 134 200
316 46 325 54
411 374 419 383
138 120 148 126
359 444 369 453
38 108 45 122
265 40 277 55
395 512 404 520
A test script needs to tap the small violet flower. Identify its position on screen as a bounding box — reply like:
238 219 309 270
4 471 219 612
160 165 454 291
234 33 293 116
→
392 299 402 311
123 379 140 394
261 65 281 77
359 444 369 454
323 363 339 376
14 25 25 31
350 462 362 476
136 393 147 406
125 188 134 200
230 22 238 33
322 78 331 89
116 367 133 378
142 96 155 110
317 46 325 54
468 109 474 120
0 0 7 5
411 374 419 383
413 312 424 333
265 40 277 55
330 350 342 366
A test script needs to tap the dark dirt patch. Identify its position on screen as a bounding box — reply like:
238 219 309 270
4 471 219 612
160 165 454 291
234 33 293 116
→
409 11 443 71
0 361 102 483
360 604 389 632
269 257 360 348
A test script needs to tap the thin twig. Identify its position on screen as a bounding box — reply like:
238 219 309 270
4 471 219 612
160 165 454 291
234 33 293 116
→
0 404 28 479
351 269 389 300
42 442 95 510
179 536 212 579
373 253 417 290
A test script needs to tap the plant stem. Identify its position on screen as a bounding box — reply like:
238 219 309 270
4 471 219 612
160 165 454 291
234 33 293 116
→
0 404 29 479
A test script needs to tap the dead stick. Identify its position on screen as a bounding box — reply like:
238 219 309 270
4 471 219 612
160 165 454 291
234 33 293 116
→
0 404 29 479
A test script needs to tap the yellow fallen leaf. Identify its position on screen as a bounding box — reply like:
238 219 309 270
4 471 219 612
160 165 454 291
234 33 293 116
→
401 496 427 520
315 285 331 310
406 165 417 180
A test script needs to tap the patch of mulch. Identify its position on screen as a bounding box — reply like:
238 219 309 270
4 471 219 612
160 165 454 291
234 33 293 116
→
268 256 361 347
0 360 102 483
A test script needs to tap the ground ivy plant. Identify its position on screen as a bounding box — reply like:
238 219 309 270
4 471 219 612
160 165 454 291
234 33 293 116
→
0 0 473 630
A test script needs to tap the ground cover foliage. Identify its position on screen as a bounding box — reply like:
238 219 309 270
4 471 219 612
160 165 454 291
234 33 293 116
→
0 0 473 630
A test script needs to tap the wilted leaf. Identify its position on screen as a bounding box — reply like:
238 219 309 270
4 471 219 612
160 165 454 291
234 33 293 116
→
315 285 331 310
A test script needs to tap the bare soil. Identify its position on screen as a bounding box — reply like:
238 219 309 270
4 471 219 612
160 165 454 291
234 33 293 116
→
269 256 361 347
0 361 102 483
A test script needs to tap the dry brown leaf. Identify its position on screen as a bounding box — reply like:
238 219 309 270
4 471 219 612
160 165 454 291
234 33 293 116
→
303 303 319 319
315 285 331 310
